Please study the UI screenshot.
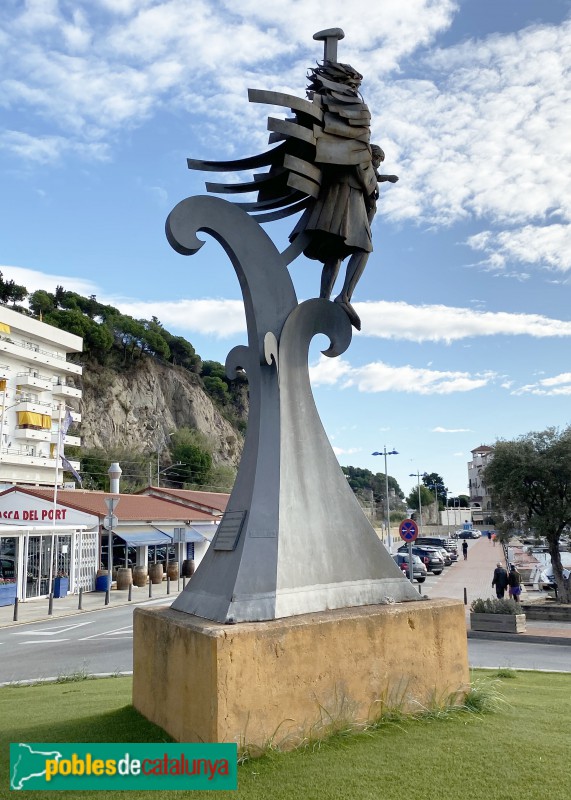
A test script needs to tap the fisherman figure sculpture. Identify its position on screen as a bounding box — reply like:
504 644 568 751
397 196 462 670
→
185 28 398 331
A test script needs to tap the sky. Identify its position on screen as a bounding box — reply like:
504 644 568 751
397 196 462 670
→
2 0 571 501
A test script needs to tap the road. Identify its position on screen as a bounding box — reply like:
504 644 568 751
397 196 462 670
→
0 598 168 684
0 592 569 684
468 639 571 672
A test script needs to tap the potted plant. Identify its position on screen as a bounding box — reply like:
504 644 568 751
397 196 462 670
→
0 577 17 607
53 570 69 598
470 597 526 633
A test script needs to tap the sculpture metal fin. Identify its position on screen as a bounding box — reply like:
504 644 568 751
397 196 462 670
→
248 88 323 122
187 142 287 172
250 197 311 223
205 169 286 194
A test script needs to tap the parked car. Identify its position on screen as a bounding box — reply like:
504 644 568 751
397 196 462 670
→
539 566 556 591
392 553 427 583
397 545 444 575
456 529 480 539
415 536 458 558
435 548 452 566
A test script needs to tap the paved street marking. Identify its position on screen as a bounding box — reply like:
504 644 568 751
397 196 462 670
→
19 639 69 644
78 625 132 641
11 622 92 637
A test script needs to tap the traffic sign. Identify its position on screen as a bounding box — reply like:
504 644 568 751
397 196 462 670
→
103 496 120 531
173 527 186 543
102 514 118 530
399 519 418 542
104 497 120 514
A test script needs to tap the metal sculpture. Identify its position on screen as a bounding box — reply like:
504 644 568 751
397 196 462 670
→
168 28 418 623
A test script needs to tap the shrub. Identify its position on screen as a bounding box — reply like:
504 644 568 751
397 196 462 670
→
470 597 523 615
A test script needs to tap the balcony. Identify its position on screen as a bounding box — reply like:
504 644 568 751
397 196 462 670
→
52 382 82 399
51 433 81 448
16 371 53 392
15 398 53 415
69 410 82 423
14 427 52 442
0 447 80 478
0 337 82 376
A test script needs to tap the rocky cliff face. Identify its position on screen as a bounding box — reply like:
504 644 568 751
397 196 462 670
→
79 359 244 466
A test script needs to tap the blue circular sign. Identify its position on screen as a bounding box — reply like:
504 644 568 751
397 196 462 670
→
399 519 418 542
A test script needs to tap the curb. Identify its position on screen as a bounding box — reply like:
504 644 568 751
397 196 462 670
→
467 630 571 646
0 593 178 630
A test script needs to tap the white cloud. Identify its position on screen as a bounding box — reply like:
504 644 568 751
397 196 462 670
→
115 298 246 337
467 224 571 272
311 354 494 395
433 427 471 433
14 0 60 33
3 3 571 279
368 18 571 279
0 265 98 296
0 0 457 161
346 361 492 395
111 297 571 344
379 20 571 225
331 445 361 457
359 301 571 342
309 356 352 386
5 265 571 345
0 131 109 164
512 372 571 396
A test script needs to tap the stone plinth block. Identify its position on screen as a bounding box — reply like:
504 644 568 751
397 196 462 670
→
133 599 469 748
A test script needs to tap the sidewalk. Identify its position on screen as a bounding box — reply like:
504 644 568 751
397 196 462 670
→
428 536 571 645
0 577 182 629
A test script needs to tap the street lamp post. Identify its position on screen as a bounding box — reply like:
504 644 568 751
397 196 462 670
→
372 447 398 553
427 482 445 528
409 471 426 535
442 488 449 536
104 467 121 586
453 497 462 530
157 432 175 487
157 463 184 484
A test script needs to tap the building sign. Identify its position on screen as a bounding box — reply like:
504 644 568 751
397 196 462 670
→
0 490 98 529
2 508 69 522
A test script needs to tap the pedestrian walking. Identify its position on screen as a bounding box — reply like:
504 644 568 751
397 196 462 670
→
462 540 468 560
492 562 509 599
487 530 492 541
508 563 522 601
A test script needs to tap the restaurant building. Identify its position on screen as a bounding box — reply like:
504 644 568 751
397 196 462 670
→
0 487 222 602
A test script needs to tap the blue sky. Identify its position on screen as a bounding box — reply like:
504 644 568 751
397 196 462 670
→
2 0 571 500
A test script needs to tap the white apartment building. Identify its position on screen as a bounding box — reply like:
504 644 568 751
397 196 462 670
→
0 306 82 487
467 445 494 524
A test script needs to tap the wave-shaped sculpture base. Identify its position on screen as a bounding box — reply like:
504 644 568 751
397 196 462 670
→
167 196 421 622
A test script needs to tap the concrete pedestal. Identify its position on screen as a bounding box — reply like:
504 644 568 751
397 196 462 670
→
133 599 469 749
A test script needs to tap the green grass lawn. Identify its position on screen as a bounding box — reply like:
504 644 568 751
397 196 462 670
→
1 670 570 800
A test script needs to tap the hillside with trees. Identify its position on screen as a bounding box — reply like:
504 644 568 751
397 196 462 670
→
0 272 247 492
